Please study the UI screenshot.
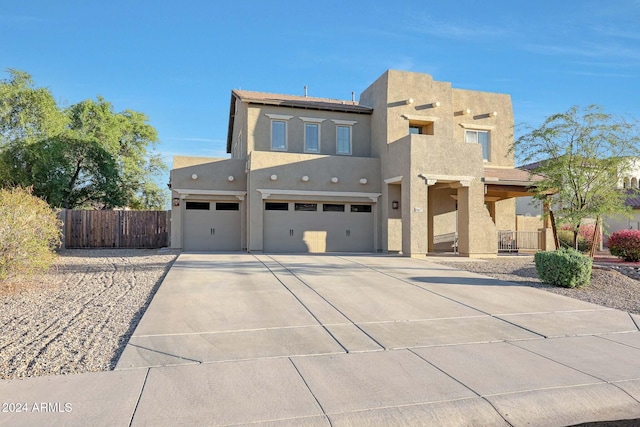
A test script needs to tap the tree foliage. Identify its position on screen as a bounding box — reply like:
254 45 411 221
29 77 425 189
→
0 69 167 209
513 105 640 248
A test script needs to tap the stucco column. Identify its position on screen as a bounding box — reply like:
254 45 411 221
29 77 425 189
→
401 176 429 257
248 190 263 252
458 180 498 257
456 185 471 256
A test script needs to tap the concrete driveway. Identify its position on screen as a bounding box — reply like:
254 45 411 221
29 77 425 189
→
3 253 640 426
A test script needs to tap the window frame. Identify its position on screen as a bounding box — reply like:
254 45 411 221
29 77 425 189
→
266 114 293 151
332 119 357 155
271 120 287 151
304 122 320 153
336 125 352 155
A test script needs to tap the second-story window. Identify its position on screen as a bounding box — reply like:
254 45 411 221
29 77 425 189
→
332 119 357 155
266 114 293 151
465 129 490 161
305 123 319 152
271 121 286 150
336 126 351 155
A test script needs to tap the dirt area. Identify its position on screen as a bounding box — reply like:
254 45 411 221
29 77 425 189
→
0 249 178 380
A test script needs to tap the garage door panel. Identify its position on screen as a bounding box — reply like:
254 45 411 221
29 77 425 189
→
184 201 241 251
264 202 373 253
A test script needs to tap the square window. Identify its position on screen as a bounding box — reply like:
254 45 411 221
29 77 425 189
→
336 126 352 155
409 121 434 135
271 121 286 150
465 130 490 161
305 123 319 152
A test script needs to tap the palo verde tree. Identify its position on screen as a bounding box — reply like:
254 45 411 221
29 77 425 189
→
513 105 640 250
0 69 167 209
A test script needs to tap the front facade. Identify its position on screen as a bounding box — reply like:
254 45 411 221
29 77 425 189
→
170 70 541 257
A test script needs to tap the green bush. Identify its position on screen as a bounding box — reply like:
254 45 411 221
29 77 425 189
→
534 248 592 288
0 187 61 282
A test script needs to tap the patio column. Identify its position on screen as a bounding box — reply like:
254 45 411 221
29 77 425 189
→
401 175 428 257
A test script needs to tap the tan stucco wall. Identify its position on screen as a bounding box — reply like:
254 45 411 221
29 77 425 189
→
516 215 544 232
452 89 514 167
495 199 516 231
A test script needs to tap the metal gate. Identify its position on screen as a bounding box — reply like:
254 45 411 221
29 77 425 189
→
498 230 541 253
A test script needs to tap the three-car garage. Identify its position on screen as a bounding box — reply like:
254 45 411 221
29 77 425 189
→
180 197 375 253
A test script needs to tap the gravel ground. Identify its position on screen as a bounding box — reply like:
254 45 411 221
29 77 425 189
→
435 256 640 315
0 249 178 380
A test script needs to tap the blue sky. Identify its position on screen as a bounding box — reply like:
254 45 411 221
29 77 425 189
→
2 0 639 187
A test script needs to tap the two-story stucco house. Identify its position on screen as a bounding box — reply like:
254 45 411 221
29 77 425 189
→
170 70 543 257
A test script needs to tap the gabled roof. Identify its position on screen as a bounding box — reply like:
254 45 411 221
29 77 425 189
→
227 90 373 152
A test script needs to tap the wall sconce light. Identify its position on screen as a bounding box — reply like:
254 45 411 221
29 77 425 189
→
228 175 235 182
490 111 498 117
301 175 309 182
331 177 339 183
359 178 368 184
431 101 441 108
392 200 399 209
405 98 414 105
172 198 180 207
270 174 278 181
462 108 471 115
191 174 198 180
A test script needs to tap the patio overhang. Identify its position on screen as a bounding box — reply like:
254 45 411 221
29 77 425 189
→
483 167 549 201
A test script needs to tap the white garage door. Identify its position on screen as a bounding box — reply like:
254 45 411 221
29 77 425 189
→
264 202 374 253
183 201 241 251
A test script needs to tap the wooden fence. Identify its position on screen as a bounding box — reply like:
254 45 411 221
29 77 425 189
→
60 210 170 249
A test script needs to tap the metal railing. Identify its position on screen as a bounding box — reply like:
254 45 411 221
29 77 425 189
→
498 230 541 253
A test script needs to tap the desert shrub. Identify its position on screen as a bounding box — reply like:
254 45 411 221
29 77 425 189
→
0 187 61 282
557 223 601 252
534 248 592 288
607 229 640 262
557 227 589 252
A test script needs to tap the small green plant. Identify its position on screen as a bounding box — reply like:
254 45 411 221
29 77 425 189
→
534 248 592 288
607 229 640 262
0 187 61 282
